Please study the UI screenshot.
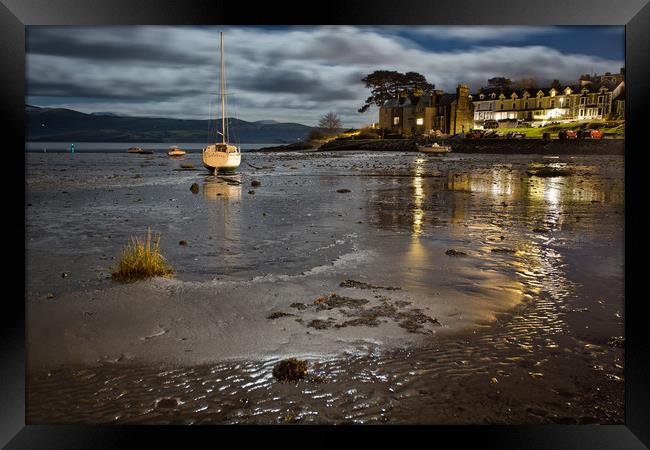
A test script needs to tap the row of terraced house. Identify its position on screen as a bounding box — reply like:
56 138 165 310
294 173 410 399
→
378 68 625 136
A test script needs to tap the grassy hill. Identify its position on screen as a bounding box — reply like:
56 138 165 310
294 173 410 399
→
26 106 314 143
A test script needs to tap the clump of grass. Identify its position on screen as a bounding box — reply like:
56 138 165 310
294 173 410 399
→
111 228 174 282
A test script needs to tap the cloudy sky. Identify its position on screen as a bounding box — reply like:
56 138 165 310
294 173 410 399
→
26 26 624 127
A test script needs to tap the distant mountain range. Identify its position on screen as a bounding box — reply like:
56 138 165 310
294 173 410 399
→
26 106 314 143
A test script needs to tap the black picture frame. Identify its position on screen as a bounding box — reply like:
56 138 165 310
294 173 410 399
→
4 0 649 447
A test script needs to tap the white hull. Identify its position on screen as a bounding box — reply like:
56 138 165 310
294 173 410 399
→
418 144 452 154
202 144 241 172
167 147 186 156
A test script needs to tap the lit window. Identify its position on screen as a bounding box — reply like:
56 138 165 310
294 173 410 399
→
416 118 424 125
393 117 399 125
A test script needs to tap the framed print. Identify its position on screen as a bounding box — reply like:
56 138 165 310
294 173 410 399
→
3 0 650 447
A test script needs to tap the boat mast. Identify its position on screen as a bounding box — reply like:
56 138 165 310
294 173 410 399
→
220 31 225 145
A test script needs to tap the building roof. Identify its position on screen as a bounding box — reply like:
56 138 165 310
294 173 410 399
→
436 93 457 106
471 83 610 99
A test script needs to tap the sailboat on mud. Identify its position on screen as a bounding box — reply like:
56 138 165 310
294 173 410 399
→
202 32 241 174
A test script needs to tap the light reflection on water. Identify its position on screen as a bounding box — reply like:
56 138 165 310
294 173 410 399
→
26 153 624 424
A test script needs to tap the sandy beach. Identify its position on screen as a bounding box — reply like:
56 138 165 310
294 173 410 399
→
25 149 624 424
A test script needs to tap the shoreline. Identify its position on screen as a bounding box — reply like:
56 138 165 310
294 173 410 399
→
317 138 625 155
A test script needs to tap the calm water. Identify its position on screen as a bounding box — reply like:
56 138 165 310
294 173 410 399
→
25 141 280 153
25 150 624 424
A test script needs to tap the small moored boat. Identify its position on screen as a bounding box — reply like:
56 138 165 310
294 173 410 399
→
202 31 241 174
127 146 143 153
167 146 187 156
417 142 452 154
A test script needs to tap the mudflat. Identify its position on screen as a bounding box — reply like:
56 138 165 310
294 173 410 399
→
25 150 624 424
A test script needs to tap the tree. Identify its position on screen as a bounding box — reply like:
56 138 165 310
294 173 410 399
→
318 112 342 130
358 70 435 113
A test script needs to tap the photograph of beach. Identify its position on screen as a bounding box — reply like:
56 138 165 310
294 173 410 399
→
25 25 625 424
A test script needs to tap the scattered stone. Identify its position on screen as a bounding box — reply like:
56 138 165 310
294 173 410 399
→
272 358 307 382
179 240 188 246
46 293 55 299
267 311 295 320
289 302 307 310
248 190 255 195
445 249 467 256
251 180 261 187
156 398 178 409
190 183 200 194
61 273 68 278
490 377 499 384
336 188 351 193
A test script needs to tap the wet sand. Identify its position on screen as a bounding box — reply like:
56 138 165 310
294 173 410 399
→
25 150 624 424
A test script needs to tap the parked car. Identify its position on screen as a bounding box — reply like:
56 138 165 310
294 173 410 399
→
586 129 604 139
506 131 526 139
484 120 499 129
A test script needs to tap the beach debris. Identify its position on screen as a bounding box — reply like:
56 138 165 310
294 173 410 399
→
445 249 467 256
313 293 369 310
308 319 335 329
190 183 200 193
608 336 625 348
251 180 261 187
339 279 401 290
179 240 188 246
156 398 178 409
248 190 255 195
267 311 295 320
46 293 55 299
272 358 307 382
336 188 351 193
491 248 516 254
309 375 326 383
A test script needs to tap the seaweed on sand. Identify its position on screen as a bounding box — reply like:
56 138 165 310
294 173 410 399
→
272 358 308 382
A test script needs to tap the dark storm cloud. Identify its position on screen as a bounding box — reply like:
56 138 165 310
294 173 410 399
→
26 26 624 127
27 27 206 65
27 79 205 100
